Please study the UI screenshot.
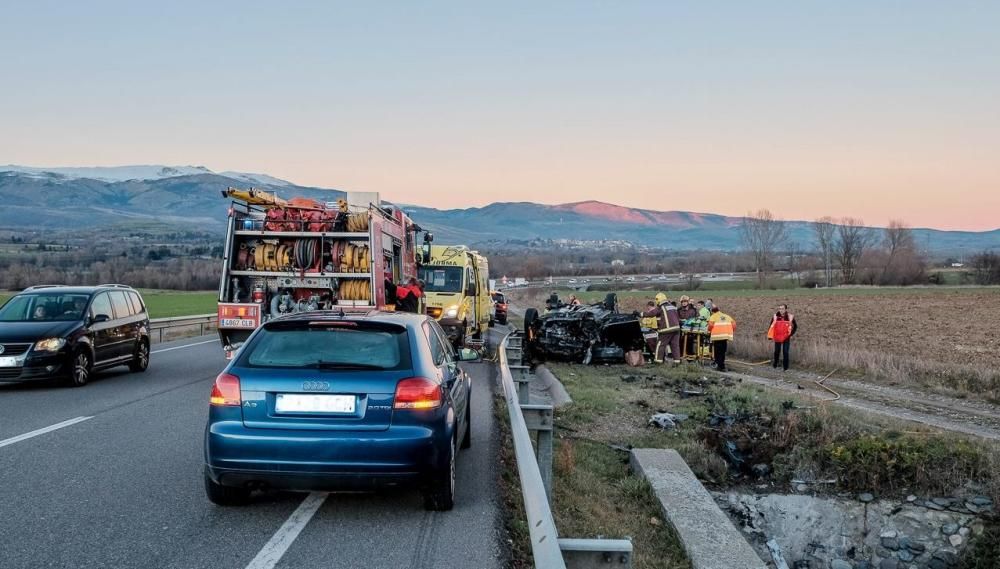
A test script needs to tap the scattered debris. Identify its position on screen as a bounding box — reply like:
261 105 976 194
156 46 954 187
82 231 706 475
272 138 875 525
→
649 412 688 430
766 538 790 569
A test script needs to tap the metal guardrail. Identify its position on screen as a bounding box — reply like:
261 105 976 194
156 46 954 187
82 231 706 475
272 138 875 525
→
149 314 218 343
498 332 633 569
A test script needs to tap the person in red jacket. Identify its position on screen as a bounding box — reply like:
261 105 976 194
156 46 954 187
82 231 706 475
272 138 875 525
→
769 304 798 371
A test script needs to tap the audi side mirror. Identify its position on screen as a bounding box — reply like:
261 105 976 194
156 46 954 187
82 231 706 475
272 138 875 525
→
457 348 481 362
91 314 110 324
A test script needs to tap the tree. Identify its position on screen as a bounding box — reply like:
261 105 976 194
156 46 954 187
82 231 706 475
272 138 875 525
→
971 251 1000 285
835 217 875 284
813 216 836 287
879 219 925 285
739 209 787 289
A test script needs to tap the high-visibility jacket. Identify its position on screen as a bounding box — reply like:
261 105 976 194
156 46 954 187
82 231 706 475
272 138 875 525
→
769 313 795 343
708 312 736 341
643 302 680 333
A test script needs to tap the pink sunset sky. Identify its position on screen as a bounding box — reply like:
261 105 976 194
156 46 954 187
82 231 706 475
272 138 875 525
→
2 2 998 231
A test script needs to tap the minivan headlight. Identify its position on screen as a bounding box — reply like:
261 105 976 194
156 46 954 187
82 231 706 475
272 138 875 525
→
34 338 67 352
445 305 459 319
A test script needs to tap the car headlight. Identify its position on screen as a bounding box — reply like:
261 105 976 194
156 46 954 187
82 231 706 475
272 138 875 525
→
34 338 67 352
445 305 459 319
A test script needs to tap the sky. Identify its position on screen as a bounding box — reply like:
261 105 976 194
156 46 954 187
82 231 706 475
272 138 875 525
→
1 1 998 231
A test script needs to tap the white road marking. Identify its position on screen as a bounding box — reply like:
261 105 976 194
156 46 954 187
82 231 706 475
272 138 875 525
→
245 492 329 569
152 339 219 354
0 416 93 449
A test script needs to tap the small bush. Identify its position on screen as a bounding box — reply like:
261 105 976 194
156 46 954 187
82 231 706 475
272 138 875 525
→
825 434 986 495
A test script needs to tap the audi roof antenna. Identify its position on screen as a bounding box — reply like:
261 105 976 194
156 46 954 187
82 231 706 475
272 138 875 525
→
336 306 346 318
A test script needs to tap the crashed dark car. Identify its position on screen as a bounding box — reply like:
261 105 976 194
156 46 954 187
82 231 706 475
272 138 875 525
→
524 293 644 364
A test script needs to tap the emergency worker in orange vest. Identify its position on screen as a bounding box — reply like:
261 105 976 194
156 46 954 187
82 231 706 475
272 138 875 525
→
707 306 736 372
642 293 681 364
768 304 797 371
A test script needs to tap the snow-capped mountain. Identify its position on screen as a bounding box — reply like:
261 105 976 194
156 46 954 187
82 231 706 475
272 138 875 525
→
0 164 293 186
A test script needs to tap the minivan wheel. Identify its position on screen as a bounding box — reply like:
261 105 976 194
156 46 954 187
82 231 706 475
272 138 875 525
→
67 349 92 387
423 437 456 511
204 468 251 506
129 340 150 373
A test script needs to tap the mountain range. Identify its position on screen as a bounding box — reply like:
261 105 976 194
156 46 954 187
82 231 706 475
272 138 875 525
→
2 165 998 253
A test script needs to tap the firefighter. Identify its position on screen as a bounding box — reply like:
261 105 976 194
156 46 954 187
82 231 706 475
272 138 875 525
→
642 293 681 364
396 278 422 313
769 304 798 371
677 295 698 358
707 306 736 372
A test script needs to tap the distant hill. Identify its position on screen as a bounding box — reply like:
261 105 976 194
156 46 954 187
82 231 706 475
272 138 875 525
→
406 201 1000 253
0 166 342 231
2 165 999 252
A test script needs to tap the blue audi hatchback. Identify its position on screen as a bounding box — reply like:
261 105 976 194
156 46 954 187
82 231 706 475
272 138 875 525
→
203 311 477 511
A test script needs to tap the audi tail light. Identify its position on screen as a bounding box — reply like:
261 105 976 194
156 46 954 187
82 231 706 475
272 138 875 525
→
393 377 442 410
210 373 241 406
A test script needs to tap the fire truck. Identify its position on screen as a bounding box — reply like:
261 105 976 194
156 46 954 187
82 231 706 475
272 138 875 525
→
216 188 422 357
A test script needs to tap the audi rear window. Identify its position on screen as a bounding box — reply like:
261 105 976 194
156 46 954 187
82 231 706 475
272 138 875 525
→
239 323 411 371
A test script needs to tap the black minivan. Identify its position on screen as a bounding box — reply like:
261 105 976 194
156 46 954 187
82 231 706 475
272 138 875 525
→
0 284 151 386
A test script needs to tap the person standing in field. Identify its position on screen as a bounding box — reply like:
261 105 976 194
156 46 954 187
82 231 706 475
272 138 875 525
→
769 304 797 371
707 306 736 372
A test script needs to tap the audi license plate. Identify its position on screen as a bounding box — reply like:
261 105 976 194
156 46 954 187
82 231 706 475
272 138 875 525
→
0 357 19 367
275 394 355 414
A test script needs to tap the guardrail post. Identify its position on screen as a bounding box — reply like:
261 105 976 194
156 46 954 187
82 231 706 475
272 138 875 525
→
558 539 633 569
510 365 532 404
520 403 554 500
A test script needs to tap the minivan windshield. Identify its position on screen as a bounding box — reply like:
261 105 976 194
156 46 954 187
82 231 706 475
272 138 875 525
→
419 266 463 293
0 293 91 322
241 324 411 371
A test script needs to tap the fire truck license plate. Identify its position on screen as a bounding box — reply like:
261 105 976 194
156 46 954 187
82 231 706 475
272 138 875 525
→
221 318 257 329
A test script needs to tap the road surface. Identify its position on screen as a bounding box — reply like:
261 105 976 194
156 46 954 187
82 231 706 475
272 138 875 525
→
0 335 506 569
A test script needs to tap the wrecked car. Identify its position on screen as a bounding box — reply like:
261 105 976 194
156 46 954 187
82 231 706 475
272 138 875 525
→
524 293 644 364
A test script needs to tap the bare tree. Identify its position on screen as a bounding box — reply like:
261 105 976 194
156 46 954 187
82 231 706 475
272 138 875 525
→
739 209 787 288
881 219 917 284
971 251 1000 285
787 241 802 286
813 216 836 287
835 217 875 284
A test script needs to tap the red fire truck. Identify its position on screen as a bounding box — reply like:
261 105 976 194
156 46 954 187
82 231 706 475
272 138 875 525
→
216 188 423 357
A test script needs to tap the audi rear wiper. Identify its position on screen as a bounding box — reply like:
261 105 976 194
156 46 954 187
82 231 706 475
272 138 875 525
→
312 361 386 371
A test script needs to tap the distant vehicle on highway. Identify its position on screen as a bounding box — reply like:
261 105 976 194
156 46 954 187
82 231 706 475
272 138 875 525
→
567 279 577 284
626 276 636 283
491 291 508 325
0 284 150 386
204 311 478 511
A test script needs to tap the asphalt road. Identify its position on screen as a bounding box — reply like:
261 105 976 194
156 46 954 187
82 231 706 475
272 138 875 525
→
0 335 506 569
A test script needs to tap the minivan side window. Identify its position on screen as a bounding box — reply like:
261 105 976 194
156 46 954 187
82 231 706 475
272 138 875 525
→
109 291 133 319
90 293 113 320
127 291 145 315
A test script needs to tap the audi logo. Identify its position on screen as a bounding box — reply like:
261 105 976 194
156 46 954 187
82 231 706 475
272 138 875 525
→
0 345 5 355
302 381 330 392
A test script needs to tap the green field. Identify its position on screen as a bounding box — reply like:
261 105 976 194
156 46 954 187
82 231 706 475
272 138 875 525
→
0 289 217 319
